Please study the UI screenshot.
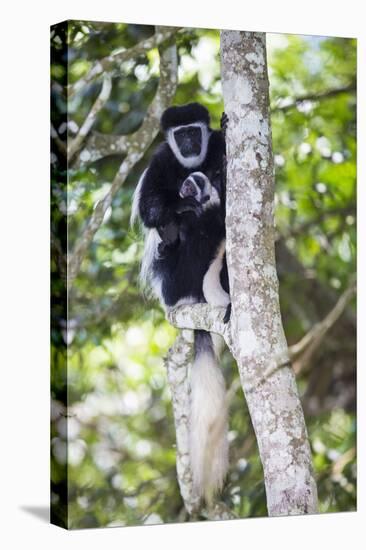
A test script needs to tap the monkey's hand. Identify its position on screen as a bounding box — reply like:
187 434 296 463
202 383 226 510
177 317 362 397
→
158 241 176 257
157 222 179 258
223 303 231 324
175 196 203 217
220 112 229 136
158 221 179 246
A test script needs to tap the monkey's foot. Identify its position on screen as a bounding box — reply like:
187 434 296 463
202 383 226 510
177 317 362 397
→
175 196 203 216
220 112 229 132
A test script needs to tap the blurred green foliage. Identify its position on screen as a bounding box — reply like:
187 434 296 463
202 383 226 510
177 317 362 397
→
51 22 356 528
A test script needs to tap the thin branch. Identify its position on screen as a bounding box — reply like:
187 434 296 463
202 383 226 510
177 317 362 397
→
167 304 225 331
67 27 180 98
331 447 356 477
272 83 356 113
67 35 178 286
74 132 129 168
167 304 230 342
68 74 112 160
278 204 356 241
290 276 356 373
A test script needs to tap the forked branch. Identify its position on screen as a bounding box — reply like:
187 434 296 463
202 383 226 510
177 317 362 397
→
68 27 180 97
68 73 112 160
68 30 178 286
290 276 356 373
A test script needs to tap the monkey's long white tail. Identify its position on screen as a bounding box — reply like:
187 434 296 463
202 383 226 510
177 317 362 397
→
189 331 229 503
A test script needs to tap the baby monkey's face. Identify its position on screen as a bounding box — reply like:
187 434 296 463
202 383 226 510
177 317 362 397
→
179 172 220 207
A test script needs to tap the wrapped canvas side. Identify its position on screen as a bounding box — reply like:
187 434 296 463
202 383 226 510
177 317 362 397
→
50 21 68 530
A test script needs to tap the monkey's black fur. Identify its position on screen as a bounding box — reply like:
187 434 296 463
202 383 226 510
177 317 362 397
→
134 102 230 319
133 104 231 499
160 102 210 132
137 103 226 237
152 200 229 307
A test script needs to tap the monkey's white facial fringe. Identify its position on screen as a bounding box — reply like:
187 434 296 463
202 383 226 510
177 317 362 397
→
189 350 229 502
167 123 210 169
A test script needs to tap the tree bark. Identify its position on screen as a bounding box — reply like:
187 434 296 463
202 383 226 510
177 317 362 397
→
165 330 237 520
165 330 200 515
220 29 318 516
169 30 318 517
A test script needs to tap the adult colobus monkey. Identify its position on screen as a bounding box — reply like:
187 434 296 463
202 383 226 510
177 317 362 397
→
131 102 226 250
131 103 230 502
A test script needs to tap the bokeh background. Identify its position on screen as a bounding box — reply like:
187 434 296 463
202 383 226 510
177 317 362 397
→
51 22 356 528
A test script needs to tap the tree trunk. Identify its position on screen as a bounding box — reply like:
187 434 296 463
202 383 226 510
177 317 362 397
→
220 30 318 515
165 330 236 520
165 330 200 515
167 29 319 517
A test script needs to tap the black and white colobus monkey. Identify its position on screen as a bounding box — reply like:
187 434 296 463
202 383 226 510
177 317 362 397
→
131 102 227 250
131 103 230 502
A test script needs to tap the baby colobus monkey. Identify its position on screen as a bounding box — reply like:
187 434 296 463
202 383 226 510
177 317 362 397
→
131 103 230 502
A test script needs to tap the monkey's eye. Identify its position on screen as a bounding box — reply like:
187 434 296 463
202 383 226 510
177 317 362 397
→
193 174 206 190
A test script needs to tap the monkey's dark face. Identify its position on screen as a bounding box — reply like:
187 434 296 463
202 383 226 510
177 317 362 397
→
173 125 202 158
179 172 220 208
167 122 210 169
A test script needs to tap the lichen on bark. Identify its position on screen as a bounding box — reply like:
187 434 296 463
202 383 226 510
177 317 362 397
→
220 29 318 516
168 30 318 517
165 330 201 515
165 329 236 519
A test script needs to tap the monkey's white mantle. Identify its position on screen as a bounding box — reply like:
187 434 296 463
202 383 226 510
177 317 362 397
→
168 31 318 517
